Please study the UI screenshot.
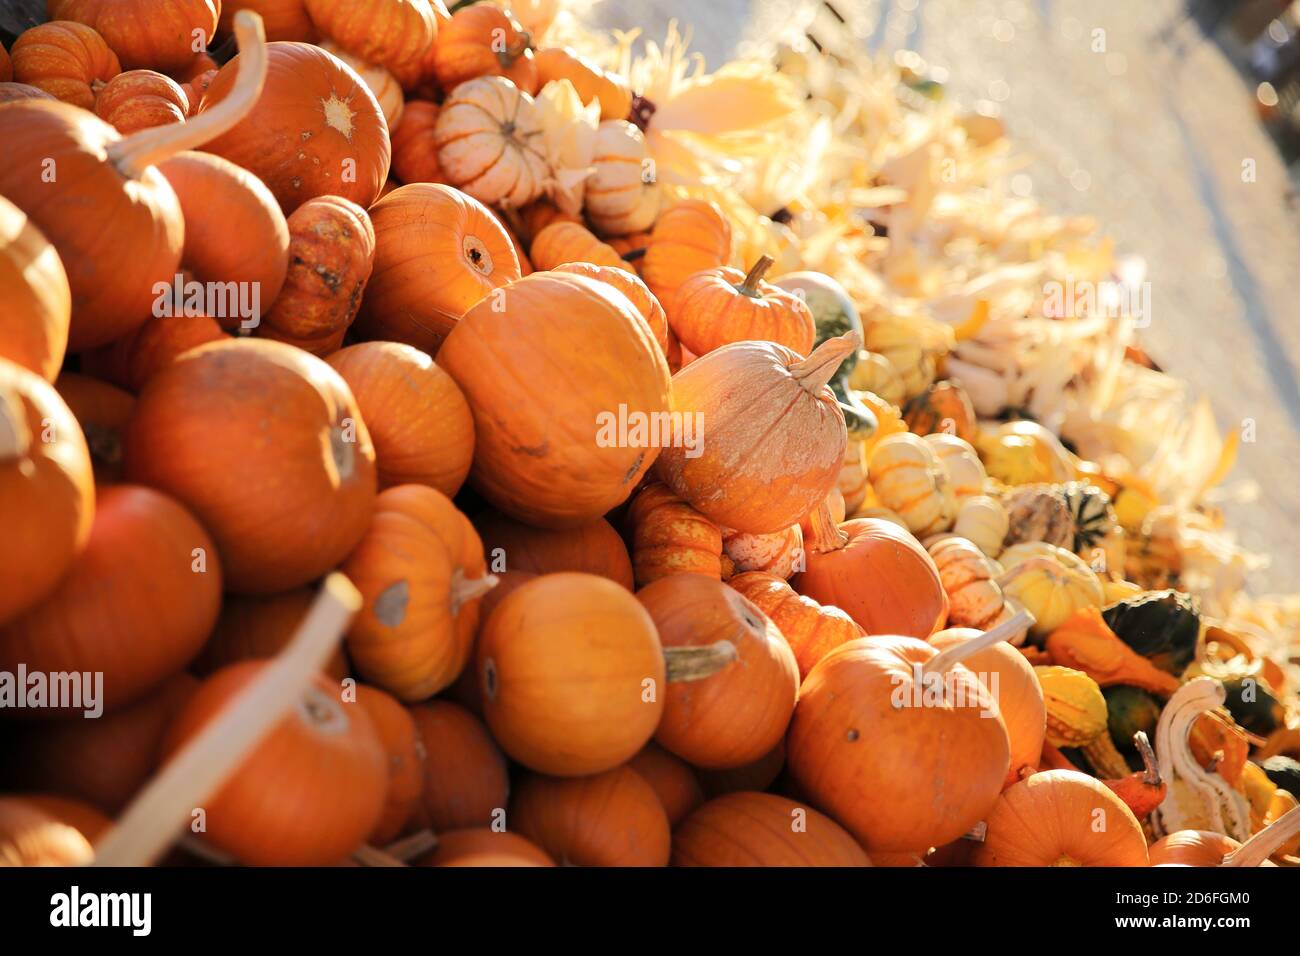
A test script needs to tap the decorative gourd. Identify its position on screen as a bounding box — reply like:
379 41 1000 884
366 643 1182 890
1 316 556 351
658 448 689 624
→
193 588 350 681
1001 485 1075 549
342 485 492 701
534 47 631 120
48 0 219 72
123 338 377 594
0 81 57 103
722 524 803 579
0 14 266 351
0 196 70 382
641 199 732 309
1046 607 1182 696
669 255 815 357
475 512 633 590
837 440 868 515
304 0 437 73
637 574 799 769
81 313 225 393
928 536 1014 631
351 685 422 844
655 334 856 535
1262 756 1300 798
972 769 1150 866
924 433 986 500
94 69 189 132
728 571 863 680
199 40 391 213
219 0 317 42
355 183 519 356
772 271 863 374
390 100 443 183
672 792 872 867
1034 664 1108 750
509 767 671 867
1 484 220 713
855 387 907 458
585 119 660 235
794 502 948 638
54 371 134 483
477 573 664 776
408 700 508 832
849 351 905 407
1187 710 1249 787
1103 731 1166 821
952 493 1007 558
260 196 375 354
625 480 728 587
627 743 704 827
317 40 405 130
0 800 93 866
529 221 627 271
418 828 554 867
11 20 120 107
439 270 670 528
998 542 1103 637
162 661 387 866
977 420 1076 486
864 315 935 399
434 76 547 208
1103 684 1163 755
931 626 1046 786
902 380 977 443
552 261 670 361
1101 588 1200 677
326 342 474 497
866 432 957 537
158 151 290 330
432 3 536 93
787 613 1029 851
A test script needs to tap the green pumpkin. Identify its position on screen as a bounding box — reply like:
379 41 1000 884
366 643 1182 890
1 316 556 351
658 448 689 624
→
1262 756 1300 798
1061 482 1117 553
773 271 862 376
1101 589 1200 677
1221 676 1285 736
1103 685 1163 754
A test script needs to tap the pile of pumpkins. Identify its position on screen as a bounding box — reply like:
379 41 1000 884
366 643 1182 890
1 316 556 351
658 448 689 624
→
1 2 1298 868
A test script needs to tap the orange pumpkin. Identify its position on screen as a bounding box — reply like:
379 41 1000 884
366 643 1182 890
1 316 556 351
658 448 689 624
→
431 4 537 94
585 119 660 236
220 1 318 42
551 261 669 361
514 198 579 242
641 199 732 309
434 76 548 208
489 208 532 275
529 221 627 271
533 46 631 120
477 573 665 776
200 41 391 213
475 511 634 590
0 196 71 382
123 338 377 594
638 574 799 769
728 571 864 680
509 766 671 867
16 795 112 844
11 20 120 108
439 270 670 528
316 40 406 131
0 799 93 866
192 588 351 682
903 380 977 444
408 700 508 832
670 255 815 357
304 0 438 72
419 828 554 866
355 183 519 356
0 359 94 626
178 67 217 116
342 485 492 701
81 313 226 393
93 69 189 132
53 371 134 483
626 480 727 587
0 484 221 713
390 100 444 184
672 792 872 867
1149 806 1300 866
627 743 704 827
49 0 219 72
353 685 423 844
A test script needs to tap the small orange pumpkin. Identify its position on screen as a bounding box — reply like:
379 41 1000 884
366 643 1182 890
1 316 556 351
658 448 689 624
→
48 0 219 73
670 255 815 357
11 20 121 108
390 99 444 184
641 199 732 309
192 588 350 681
434 76 548 208
728 571 864 680
625 480 728 587
431 4 537 94
672 792 872 867
533 46 631 120
552 261 670 360
94 69 189 132
53 371 134 483
529 221 627 271
81 313 226 393
304 0 438 72
627 743 705 827
408 700 509 832
474 511 634 590
418 828 554 867
353 685 423 844
219 0 318 42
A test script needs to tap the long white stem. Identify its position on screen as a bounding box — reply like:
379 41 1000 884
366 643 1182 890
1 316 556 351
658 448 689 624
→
1222 805 1300 867
921 609 1034 677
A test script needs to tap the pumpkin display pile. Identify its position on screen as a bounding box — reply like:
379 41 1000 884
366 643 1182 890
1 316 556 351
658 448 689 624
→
2 1 1299 870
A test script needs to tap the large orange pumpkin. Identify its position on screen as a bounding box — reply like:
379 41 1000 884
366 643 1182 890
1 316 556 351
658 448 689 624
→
304 0 438 72
672 792 872 867
48 0 219 72
354 183 519 356
439 270 671 528
0 196 71 382
670 255 815 357
728 571 864 680
53 371 134 483
353 685 423 844
641 199 732 309
192 587 351 681
434 76 548 208
627 742 704 827
474 511 634 590
431 4 536 94
10 20 120 108
123 338 377 594
408 700 509 832
80 313 226 393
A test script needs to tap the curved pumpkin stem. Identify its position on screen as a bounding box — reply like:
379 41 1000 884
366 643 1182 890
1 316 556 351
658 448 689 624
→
805 500 848 554
106 11 268 179
449 569 499 616
1134 730 1160 786
1222 805 1300 867
664 640 738 683
920 609 1034 678
736 255 774 297
790 330 861 390
0 386 31 464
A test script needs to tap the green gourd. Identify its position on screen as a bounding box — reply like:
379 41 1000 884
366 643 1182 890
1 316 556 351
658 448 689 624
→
1101 589 1200 677
1103 685 1162 754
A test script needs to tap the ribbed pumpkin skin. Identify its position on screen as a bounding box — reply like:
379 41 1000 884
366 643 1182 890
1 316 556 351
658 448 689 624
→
627 743 704 827
1148 830 1241 867
220 1 318 42
81 313 226 393
673 792 872 867
122 338 377 594
354 685 423 844
474 512 634 590
53 371 134 483
670 263 816 357
641 199 732 308
408 701 509 832
419 828 555 867
390 100 443 184
94 69 188 132
305 0 437 71
0 197 71 382
11 21 120 107
162 663 388 866
431 4 536 94
723 525 804 579
48 0 219 72
434 76 547 208
192 588 350 681
530 222 626 272
0 485 221 714
585 120 659 235
729 571 863 680
510 767 671 867
626 480 726 586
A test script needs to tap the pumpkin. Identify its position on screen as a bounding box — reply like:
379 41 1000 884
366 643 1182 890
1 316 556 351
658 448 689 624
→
867 432 958 537
48 0 219 73
850 350 906 407
81 313 226 393
490 208 532 274
178 68 216 116
637 574 799 769
355 183 519 356
722 524 804 579
509 767 671 867
977 420 1076 486
655 334 855 535
793 502 948 638
0 799 93 866
439 270 670 528
607 229 650 262
408 700 509 832
162 661 387 866
123 338 377 594
930 627 1046 786
390 100 443 184
219 0 317 42
199 41 391 213
928 536 1014 631
670 255 815 357
772 271 863 373
0 81 56 103
627 743 704 827
672 792 872 867
431 4 536 94
192 588 350 682
973 769 1150 866
787 613 1028 851
1148 818 1293 867
474 511 633 590
93 69 189 132
259 195 375 354
924 433 986 499
53 371 134 483
0 359 94 626
10 20 120 107
855 387 907 458
352 685 422 844
1101 588 1200 677
325 342 474 497
729 571 863 680
0 196 71 382
304 0 437 73
158 151 290 330
342 485 491 701
482 0 556 38
641 198 733 309
952 493 1007 558
998 542 1104 637
476 573 664 776
529 221 627 271
585 119 660 236
418 828 554 867
533 47 631 120
552 261 670 360
626 480 728 587
697 741 787 797
514 198 580 243
16 796 112 843
902 380 977 443
434 76 548 208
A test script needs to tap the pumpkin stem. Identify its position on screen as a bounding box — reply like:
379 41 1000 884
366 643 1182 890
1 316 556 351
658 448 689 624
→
664 640 738 682
790 330 861 393
736 255 774 297
920 609 1035 678
105 11 268 179
449 569 499 616
805 500 848 554
1222 805 1300 867
499 30 532 67
0 386 32 464
1134 730 1160 786
90 572 362 866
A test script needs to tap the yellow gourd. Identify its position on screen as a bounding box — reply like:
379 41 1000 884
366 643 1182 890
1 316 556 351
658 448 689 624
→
927 537 1013 631
998 542 1103 636
866 433 957 537
924 433 986 499
854 389 906 459
952 494 1008 558
864 315 936 398
977 421 1075 487
1034 665 1108 748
